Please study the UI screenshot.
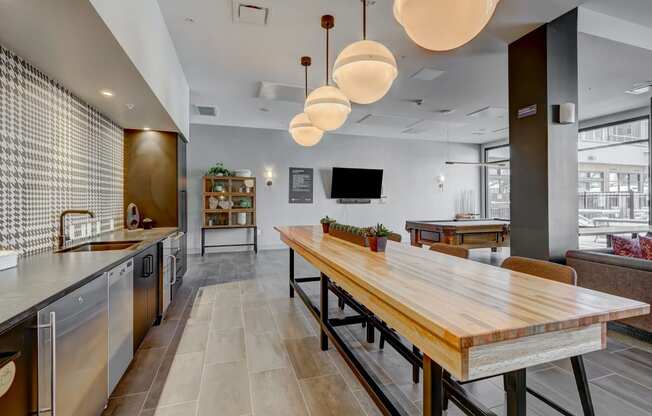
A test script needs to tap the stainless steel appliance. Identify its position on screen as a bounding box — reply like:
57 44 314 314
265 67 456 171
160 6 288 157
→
108 260 133 394
161 232 184 318
38 273 108 416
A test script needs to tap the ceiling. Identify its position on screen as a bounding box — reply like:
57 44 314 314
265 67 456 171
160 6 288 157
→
157 0 652 143
0 0 178 132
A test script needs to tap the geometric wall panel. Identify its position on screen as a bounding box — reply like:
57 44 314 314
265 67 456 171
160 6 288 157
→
0 44 123 256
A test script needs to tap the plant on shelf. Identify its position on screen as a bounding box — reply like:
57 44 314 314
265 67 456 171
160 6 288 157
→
320 216 336 233
368 223 390 252
206 162 232 177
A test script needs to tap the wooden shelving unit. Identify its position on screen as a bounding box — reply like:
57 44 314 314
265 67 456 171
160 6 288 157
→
201 176 257 255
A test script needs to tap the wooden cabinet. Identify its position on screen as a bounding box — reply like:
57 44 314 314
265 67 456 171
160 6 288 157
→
124 129 187 283
133 245 159 350
0 316 37 416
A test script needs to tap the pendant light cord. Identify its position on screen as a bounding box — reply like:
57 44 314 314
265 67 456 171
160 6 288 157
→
326 27 330 85
362 0 367 40
305 65 308 98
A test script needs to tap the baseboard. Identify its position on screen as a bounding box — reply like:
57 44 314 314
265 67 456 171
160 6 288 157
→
608 321 652 342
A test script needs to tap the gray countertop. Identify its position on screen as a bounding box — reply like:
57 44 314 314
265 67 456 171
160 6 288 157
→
0 227 177 334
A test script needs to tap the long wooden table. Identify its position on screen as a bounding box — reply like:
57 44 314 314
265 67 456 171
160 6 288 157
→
405 219 510 250
275 225 649 416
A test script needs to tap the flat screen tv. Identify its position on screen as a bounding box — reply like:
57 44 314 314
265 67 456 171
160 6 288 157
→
330 167 383 199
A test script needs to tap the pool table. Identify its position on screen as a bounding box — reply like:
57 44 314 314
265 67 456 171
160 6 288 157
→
405 219 510 250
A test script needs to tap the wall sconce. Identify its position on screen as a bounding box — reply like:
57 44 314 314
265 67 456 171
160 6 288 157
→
264 169 273 187
436 174 445 191
557 102 576 124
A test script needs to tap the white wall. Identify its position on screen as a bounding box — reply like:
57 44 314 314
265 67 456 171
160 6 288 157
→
188 125 482 252
90 0 190 138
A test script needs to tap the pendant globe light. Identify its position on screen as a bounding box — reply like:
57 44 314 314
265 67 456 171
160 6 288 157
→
304 15 351 131
333 0 398 104
393 0 500 52
289 56 324 147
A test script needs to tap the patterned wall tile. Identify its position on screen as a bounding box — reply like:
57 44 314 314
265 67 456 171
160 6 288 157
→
0 44 123 256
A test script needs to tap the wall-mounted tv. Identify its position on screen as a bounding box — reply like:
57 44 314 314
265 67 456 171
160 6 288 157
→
330 167 383 199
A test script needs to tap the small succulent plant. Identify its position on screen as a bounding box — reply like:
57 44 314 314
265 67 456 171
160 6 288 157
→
320 216 336 224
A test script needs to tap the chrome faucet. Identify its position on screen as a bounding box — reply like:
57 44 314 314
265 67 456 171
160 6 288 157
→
58 210 95 249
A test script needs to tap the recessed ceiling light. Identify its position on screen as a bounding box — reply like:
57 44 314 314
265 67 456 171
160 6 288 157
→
259 107 270 112
185 17 195 23
125 103 135 110
434 109 455 115
100 90 114 97
466 106 507 119
410 67 445 81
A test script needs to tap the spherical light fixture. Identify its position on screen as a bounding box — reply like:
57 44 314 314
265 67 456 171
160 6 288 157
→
304 85 351 131
334 40 397 105
289 112 324 146
304 15 351 132
333 1 398 104
393 0 500 51
288 56 324 147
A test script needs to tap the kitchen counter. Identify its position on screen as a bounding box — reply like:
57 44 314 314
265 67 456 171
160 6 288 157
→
0 227 177 334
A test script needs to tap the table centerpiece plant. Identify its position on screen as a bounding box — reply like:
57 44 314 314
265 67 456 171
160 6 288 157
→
320 216 336 233
368 223 390 252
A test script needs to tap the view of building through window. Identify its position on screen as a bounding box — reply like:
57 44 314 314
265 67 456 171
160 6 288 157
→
578 118 649 226
484 118 650 247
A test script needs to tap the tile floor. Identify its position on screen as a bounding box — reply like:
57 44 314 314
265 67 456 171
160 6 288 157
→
103 249 652 416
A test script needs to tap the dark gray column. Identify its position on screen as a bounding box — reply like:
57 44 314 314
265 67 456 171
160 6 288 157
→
508 9 579 262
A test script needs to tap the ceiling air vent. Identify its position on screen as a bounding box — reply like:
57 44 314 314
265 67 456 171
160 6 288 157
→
232 1 270 26
195 105 218 117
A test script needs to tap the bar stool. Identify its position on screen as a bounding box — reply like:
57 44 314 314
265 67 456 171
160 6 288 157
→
428 243 470 259
442 256 596 416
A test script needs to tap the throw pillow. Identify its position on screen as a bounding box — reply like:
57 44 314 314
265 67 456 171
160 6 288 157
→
612 235 642 258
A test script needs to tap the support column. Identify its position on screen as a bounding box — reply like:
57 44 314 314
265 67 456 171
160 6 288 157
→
509 9 579 261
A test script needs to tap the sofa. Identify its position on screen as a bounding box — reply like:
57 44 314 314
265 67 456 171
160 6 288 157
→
566 248 652 337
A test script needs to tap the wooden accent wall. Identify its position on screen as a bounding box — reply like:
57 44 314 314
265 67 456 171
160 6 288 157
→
124 129 179 228
508 9 579 261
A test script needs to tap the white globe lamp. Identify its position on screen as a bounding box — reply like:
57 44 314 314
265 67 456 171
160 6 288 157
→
393 0 501 52
333 1 398 104
304 85 351 131
289 113 324 147
333 40 398 104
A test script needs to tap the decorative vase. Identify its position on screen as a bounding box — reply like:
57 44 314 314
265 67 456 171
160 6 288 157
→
213 183 224 192
237 213 247 225
208 196 219 210
322 223 330 234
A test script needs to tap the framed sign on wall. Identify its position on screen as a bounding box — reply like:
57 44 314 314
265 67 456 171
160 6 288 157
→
289 168 314 204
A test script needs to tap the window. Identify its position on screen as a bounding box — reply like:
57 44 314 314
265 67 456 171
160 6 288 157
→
485 145 510 219
578 117 650 249
578 171 604 193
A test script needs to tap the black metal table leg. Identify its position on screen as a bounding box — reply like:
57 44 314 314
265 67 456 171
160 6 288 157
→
289 249 295 298
571 356 596 416
254 226 258 253
320 273 329 351
201 228 205 256
504 369 527 416
423 355 444 416
412 346 421 384
366 321 375 343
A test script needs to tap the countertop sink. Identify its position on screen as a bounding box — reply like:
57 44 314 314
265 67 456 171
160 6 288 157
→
56 240 143 253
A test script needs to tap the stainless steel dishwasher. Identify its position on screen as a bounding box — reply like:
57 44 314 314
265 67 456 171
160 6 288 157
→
108 259 133 394
38 273 108 416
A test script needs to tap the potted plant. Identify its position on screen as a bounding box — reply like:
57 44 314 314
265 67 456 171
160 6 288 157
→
320 216 336 233
369 223 390 252
206 162 232 177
